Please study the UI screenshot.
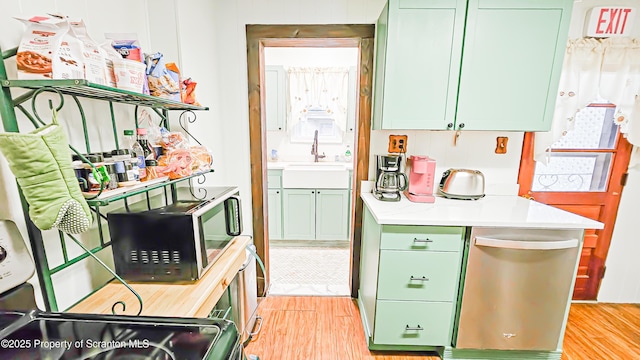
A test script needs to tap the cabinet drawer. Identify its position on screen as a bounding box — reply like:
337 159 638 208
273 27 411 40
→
381 226 463 252
267 170 282 189
378 250 460 301
374 300 454 346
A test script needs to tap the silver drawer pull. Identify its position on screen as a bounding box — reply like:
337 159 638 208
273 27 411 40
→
410 276 429 281
413 238 433 243
405 325 424 331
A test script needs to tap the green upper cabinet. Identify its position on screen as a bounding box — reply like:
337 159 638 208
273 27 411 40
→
456 0 572 131
265 65 286 131
373 0 467 130
372 0 573 131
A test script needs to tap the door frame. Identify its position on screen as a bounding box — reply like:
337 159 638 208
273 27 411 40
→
245 25 375 297
518 129 633 299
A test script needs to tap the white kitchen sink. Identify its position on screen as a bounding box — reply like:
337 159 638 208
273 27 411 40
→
286 162 348 169
282 164 349 189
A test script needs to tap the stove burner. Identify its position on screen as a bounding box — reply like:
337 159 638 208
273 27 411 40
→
0 311 241 360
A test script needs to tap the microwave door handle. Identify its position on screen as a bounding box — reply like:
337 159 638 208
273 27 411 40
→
224 196 242 236
474 236 579 250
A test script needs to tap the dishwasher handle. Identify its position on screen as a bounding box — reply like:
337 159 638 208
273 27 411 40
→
474 236 579 250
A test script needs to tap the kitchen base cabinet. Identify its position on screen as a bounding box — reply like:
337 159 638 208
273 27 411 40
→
282 189 316 240
267 189 283 240
358 207 464 350
282 189 349 241
316 189 349 240
375 300 455 346
267 170 283 240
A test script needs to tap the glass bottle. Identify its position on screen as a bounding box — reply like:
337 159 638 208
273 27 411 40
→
136 128 154 160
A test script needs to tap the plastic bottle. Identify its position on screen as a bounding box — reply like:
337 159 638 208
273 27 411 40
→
123 130 136 151
130 132 147 180
344 145 352 162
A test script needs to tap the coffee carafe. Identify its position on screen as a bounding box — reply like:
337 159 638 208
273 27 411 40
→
373 155 407 202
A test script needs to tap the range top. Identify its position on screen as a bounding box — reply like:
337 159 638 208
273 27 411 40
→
0 310 240 360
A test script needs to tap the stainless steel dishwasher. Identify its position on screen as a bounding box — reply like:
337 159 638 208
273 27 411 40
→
455 227 583 351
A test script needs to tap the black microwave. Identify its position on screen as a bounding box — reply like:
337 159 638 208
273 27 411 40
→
107 187 242 282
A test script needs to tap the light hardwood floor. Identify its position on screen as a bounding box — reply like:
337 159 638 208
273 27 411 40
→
244 297 640 360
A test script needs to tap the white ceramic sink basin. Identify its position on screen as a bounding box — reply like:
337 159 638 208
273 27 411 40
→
286 162 347 169
282 164 349 189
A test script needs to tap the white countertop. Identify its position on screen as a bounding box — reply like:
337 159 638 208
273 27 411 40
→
361 191 603 229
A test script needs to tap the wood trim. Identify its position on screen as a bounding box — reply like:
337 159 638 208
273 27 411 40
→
586 136 633 298
351 37 374 298
245 25 375 296
518 130 634 300
263 38 360 48
247 25 375 40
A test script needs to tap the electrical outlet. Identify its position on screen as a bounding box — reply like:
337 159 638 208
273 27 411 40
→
388 135 408 153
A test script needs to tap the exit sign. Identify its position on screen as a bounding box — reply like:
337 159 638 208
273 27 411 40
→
585 7 635 37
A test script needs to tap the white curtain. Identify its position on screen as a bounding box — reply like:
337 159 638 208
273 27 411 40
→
535 38 640 165
287 67 349 131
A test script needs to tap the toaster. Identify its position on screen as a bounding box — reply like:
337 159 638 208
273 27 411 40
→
438 169 485 200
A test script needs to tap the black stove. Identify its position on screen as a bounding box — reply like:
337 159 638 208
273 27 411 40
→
0 310 242 360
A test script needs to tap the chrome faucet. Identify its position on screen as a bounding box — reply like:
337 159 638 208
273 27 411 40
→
311 130 326 162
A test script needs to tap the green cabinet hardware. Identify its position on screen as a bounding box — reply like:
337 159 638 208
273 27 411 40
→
282 188 350 240
372 0 573 131
267 189 283 240
265 65 286 131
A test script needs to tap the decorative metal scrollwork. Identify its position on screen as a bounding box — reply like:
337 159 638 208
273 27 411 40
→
179 110 202 145
66 233 143 316
189 173 208 200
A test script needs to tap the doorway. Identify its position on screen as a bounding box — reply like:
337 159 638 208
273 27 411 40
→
518 103 633 300
245 25 375 297
265 47 357 295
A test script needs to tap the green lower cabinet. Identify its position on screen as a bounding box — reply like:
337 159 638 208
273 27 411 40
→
267 189 282 240
374 300 454 346
282 189 316 240
316 189 349 240
377 250 461 301
282 188 349 240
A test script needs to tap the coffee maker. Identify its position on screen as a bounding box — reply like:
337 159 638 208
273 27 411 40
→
373 155 407 202
404 155 436 203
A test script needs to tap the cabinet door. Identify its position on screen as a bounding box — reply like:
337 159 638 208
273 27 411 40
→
267 189 282 240
456 0 572 131
265 65 286 131
282 189 315 240
316 189 349 241
374 0 467 130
